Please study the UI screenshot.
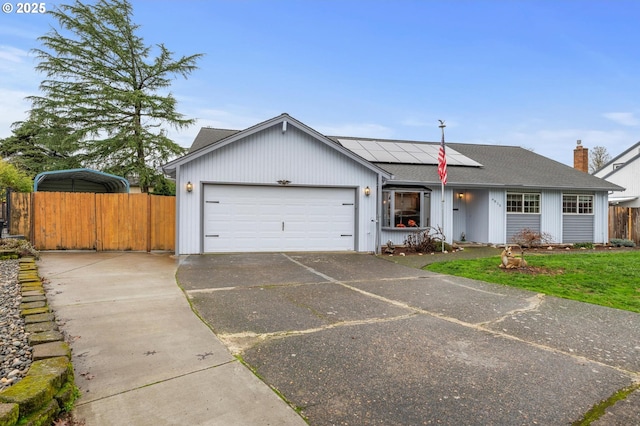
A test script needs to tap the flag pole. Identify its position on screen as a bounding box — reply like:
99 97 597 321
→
438 120 447 253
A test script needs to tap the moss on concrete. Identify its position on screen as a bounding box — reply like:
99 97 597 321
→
28 331 64 346
28 358 72 390
24 323 56 334
19 307 50 317
18 287 43 296
19 296 45 304
19 302 46 311
0 255 79 426
0 375 57 414
0 403 19 426
54 382 79 413
16 398 59 426
20 291 44 298
23 314 54 325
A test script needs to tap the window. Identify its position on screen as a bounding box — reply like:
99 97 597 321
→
507 193 540 213
382 190 430 228
563 194 593 214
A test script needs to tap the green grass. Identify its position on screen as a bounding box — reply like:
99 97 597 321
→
425 250 640 313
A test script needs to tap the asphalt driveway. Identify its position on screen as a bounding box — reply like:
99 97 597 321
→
177 252 639 425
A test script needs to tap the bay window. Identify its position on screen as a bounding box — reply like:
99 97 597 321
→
382 190 430 228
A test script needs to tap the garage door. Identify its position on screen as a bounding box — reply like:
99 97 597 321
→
203 185 356 252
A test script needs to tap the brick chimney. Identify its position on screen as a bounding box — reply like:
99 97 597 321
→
573 140 589 173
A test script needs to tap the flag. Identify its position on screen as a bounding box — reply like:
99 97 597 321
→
438 134 447 185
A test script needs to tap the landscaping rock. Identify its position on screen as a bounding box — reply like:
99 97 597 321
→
32 342 70 361
20 301 46 311
24 313 54 324
0 260 32 391
29 330 64 346
20 306 50 317
25 322 57 334
20 296 46 304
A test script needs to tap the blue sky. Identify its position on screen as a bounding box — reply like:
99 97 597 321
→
1 0 639 167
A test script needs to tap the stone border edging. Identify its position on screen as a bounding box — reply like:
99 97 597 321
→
0 257 77 426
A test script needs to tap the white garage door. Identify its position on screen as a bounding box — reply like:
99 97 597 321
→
203 185 356 252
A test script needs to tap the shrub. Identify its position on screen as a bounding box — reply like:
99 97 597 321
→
404 227 452 253
610 238 636 247
509 228 554 248
573 242 594 249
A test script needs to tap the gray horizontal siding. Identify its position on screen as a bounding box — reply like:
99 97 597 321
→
563 215 594 243
506 214 541 243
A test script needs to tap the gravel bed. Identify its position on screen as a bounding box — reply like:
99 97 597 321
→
0 259 32 391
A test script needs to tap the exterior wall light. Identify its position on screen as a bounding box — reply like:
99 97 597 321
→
458 192 464 199
186 181 193 192
364 186 371 196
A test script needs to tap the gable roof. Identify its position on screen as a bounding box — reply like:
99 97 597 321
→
356 140 622 191
165 115 622 192
189 128 240 153
594 141 640 179
163 113 392 179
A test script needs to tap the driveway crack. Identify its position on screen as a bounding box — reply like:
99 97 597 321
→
478 293 546 327
218 313 418 354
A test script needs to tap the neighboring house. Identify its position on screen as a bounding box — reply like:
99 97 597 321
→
126 176 154 194
593 141 639 207
162 113 622 255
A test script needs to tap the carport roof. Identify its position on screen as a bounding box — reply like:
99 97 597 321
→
34 168 130 193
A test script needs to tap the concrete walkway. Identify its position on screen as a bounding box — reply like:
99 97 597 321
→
38 252 306 426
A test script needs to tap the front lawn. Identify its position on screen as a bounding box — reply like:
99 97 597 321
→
425 250 640 313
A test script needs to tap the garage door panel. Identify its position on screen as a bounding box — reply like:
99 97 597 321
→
203 185 355 252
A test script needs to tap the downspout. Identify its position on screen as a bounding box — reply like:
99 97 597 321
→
375 174 381 254
174 165 181 256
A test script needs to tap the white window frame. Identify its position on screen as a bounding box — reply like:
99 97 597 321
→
382 189 430 229
562 194 594 215
506 192 540 214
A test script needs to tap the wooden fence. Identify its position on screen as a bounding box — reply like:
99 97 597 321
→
608 206 640 245
8 192 175 251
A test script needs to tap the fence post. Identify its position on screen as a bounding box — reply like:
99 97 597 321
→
147 194 152 252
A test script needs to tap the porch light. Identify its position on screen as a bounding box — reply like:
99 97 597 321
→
458 192 464 199
186 181 193 192
364 186 371 196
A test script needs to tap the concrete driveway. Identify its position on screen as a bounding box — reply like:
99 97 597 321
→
177 252 639 425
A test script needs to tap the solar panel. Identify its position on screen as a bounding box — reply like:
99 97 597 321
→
337 138 482 167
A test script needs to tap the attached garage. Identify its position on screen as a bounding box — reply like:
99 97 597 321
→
163 113 390 255
203 185 356 252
